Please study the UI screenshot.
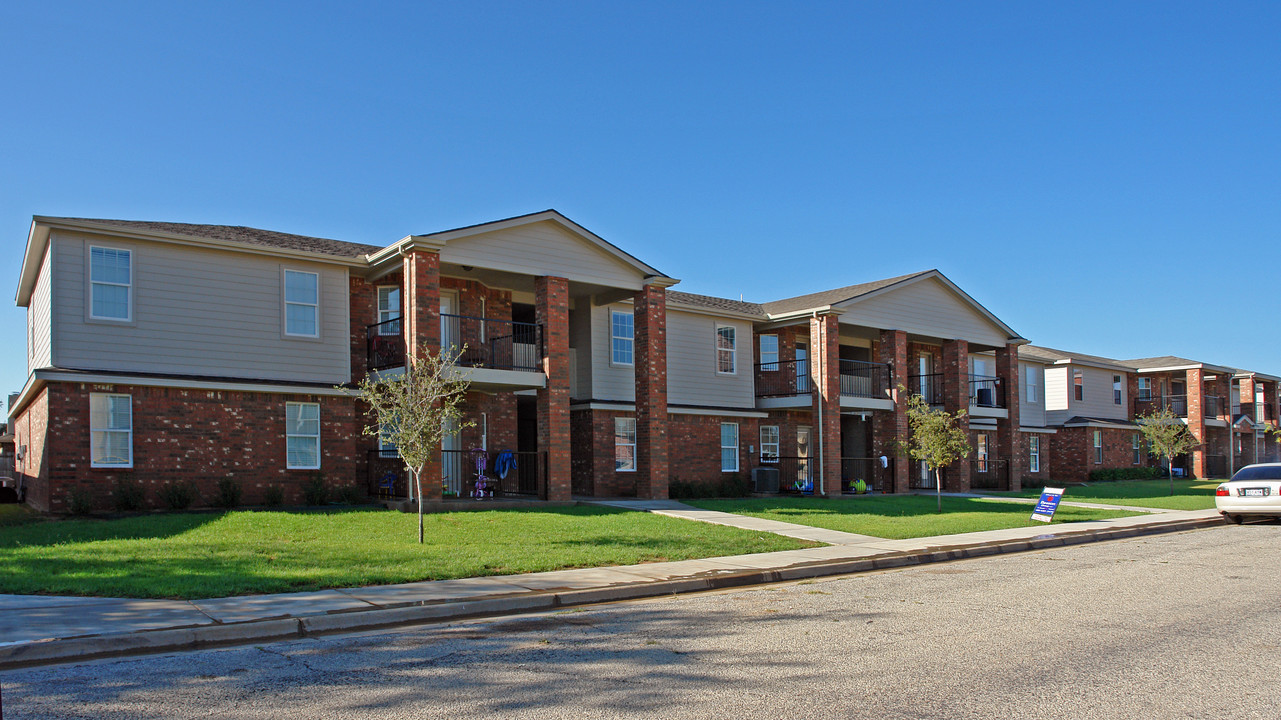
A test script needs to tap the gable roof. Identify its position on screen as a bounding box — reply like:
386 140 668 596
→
35 217 380 258
1018 345 1132 371
760 271 931 315
666 290 765 318
1117 356 1235 374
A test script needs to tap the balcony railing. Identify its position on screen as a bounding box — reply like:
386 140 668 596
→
366 315 544 373
970 458 1010 491
840 360 891 399
840 456 895 493
969 374 1006 409
756 358 811 398
368 448 542 498
1134 394 1223 419
908 373 943 406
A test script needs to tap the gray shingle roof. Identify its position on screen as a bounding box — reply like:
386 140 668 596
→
759 271 932 315
46 218 382 259
1116 356 1203 369
1019 345 1129 369
666 290 764 316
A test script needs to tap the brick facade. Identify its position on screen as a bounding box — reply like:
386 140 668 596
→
1047 425 1149 483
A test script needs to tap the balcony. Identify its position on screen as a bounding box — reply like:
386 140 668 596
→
755 358 811 398
1134 394 1224 419
969 374 1006 409
839 359 891 400
366 315 543 374
908 373 942 406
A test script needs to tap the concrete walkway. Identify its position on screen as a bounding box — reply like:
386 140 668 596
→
0 500 1225 670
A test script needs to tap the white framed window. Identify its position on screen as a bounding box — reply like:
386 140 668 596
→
1025 366 1040 402
1029 436 1040 473
611 310 634 366
1132 432 1142 465
759 334 779 370
1113 375 1123 405
1094 430 1103 464
615 417 636 472
760 425 780 462
286 402 321 469
377 286 401 335
976 433 989 472
1074 372 1084 402
90 393 132 468
716 325 736 374
283 270 319 338
720 423 739 472
89 246 132 321
1138 377 1152 400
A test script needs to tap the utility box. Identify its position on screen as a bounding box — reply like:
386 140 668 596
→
751 466 780 493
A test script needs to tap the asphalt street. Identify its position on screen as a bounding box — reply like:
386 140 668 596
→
6 523 1279 719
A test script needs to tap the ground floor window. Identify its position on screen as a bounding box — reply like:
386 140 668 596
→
1029 436 1040 473
615 417 636 472
286 402 321 469
1132 432 1142 465
976 433 989 472
90 393 133 468
721 423 739 472
760 425 779 462
1094 430 1103 464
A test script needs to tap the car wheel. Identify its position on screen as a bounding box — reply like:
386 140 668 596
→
1226 514 1244 525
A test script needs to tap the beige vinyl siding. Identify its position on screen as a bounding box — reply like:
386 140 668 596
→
51 231 351 384
568 307 592 400
1045 366 1070 426
841 277 1008 346
1019 361 1046 427
665 310 754 408
590 303 635 401
1071 365 1129 421
439 221 644 290
27 245 54 371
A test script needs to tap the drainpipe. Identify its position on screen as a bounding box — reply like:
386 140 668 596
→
814 311 827 496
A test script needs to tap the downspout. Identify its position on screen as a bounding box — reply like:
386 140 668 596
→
814 311 827 496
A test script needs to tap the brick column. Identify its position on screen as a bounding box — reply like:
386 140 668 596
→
996 343 1023 491
942 339 971 492
536 276 571 501
1264 382 1278 462
1240 377 1258 466
873 329 909 493
810 314 842 496
1187 368 1207 478
402 250 441 501
634 284 669 499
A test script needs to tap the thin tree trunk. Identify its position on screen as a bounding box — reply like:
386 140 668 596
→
1168 456 1174 496
414 465 425 544
935 466 943 512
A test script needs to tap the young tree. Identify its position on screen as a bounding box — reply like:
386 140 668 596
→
900 387 972 512
352 344 473 543
1137 407 1201 494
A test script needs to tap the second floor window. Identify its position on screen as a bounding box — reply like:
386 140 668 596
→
759 334 779 370
1138 378 1151 400
89 246 132 321
1074 372 1084 402
716 325 736 374
377 286 401 335
284 270 319 337
611 310 633 366
1113 375 1123 405
1025 366 1040 402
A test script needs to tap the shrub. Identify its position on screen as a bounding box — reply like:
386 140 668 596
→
1088 467 1161 483
159 482 197 511
302 475 329 506
262 485 284 507
112 478 147 512
67 487 95 516
335 485 366 505
669 476 752 499
215 478 243 509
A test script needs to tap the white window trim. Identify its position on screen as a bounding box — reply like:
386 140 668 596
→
286 401 321 470
282 269 320 339
716 324 737 375
1132 433 1141 465
1029 436 1040 473
721 422 739 472
760 425 780 462
610 309 634 367
759 334 779 370
615 417 636 472
90 393 133 468
976 433 988 472
1113 375 1123 405
1074 372 1084 402
376 285 401 336
88 245 133 322
1094 430 1103 464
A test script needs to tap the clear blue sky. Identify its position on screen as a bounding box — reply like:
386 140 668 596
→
3 1 1279 412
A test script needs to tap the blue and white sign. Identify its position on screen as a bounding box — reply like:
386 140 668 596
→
1031 487 1065 523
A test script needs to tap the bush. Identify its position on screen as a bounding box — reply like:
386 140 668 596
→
335 485 366 505
1088 467 1161 483
215 478 243 509
112 478 146 512
669 476 752 499
67 487 95 516
302 475 329 506
159 482 197 510
262 485 284 507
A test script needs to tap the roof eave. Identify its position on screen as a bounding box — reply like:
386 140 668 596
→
15 219 49 306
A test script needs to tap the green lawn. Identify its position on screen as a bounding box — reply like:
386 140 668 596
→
984 479 1219 510
0 506 813 599
687 495 1142 539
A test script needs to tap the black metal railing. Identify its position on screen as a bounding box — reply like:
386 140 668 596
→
1203 454 1227 478
769 456 815 493
840 456 894 493
908 373 943 406
1203 395 1224 419
367 319 406 371
367 449 409 498
755 358 811 398
840 360 891 399
970 458 1009 491
969 374 1006 409
441 448 542 497
1135 394 1189 417
441 314 543 372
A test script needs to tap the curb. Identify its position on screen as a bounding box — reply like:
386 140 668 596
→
0 515 1222 671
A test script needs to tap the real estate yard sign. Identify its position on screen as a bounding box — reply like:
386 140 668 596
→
1031 487 1065 522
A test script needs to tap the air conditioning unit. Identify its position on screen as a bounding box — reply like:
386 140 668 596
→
976 387 995 407
751 466 780 493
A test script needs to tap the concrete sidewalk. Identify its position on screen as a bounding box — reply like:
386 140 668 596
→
0 501 1225 670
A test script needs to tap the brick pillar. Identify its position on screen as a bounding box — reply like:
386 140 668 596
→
634 284 669 499
1240 377 1258 466
942 339 971 492
536 276 571 501
996 343 1023 491
402 250 441 501
873 329 909 493
809 314 842 496
1264 382 1278 462
1187 368 1207 478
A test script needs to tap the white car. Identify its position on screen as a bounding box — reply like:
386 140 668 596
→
1216 463 1281 524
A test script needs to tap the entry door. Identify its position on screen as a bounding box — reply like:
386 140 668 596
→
796 344 810 394
440 292 458 351
919 353 934 404
919 461 934 488
797 426 813 490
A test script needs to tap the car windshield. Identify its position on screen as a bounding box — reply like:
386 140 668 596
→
1230 466 1281 481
